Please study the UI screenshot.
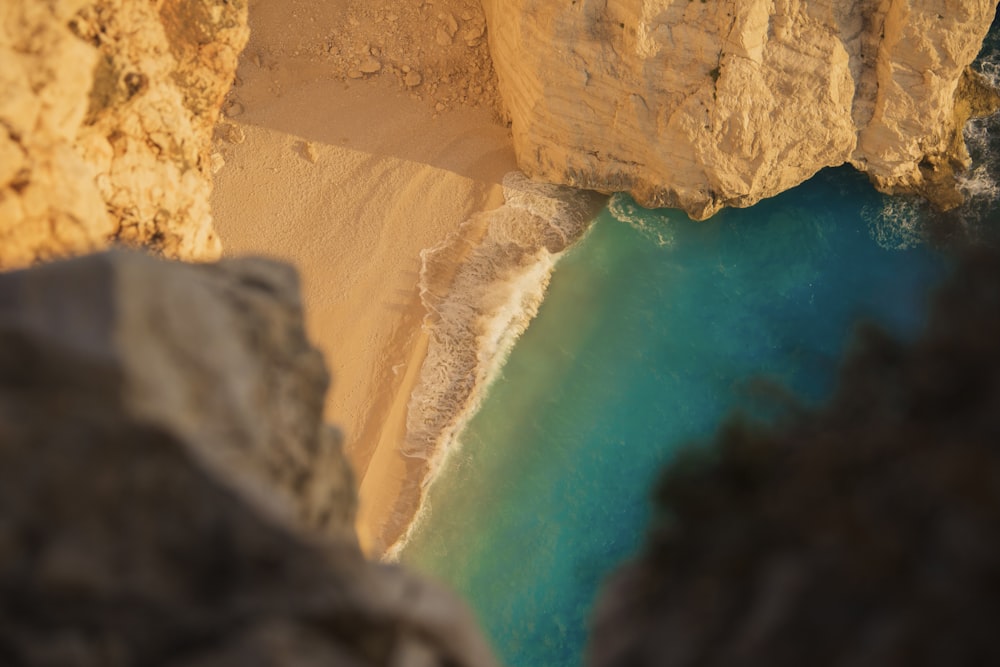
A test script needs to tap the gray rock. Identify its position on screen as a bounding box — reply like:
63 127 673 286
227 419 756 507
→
0 251 496 667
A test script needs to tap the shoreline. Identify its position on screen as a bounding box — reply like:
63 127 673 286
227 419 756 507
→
208 65 516 535
207 0 603 560
359 174 607 559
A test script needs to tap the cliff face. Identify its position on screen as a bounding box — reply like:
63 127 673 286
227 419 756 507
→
0 0 247 269
483 0 999 219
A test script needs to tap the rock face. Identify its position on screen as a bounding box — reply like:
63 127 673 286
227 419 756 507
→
0 0 248 269
483 0 1000 219
0 251 496 667
589 247 1000 666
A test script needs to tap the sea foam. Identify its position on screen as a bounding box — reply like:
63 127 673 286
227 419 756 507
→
608 193 675 247
384 172 603 560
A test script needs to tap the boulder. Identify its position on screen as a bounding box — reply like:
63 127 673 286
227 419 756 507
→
0 251 496 667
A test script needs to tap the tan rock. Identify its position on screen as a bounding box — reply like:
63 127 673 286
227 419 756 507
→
440 11 459 36
483 0 1000 219
405 70 424 87
360 56 383 73
0 0 248 270
219 122 246 145
436 27 454 46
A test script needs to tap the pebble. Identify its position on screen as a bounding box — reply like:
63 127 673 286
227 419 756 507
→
359 57 382 74
221 123 245 144
435 102 446 112
435 28 452 46
404 71 423 87
301 141 318 164
223 99 245 118
462 25 485 41
210 152 225 174
440 12 458 36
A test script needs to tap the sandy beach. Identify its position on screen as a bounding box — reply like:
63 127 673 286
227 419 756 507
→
209 0 515 555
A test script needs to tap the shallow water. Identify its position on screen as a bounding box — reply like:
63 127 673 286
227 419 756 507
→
401 165 955 665
401 24 1000 666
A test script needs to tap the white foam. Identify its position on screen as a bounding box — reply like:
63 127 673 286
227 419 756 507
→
609 193 675 247
861 196 926 251
975 54 1000 88
958 163 999 201
957 54 1000 224
382 172 601 560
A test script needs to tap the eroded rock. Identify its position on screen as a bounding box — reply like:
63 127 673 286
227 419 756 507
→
0 0 249 270
484 0 1000 219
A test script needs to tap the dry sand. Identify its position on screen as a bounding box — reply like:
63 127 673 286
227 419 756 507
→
210 0 515 555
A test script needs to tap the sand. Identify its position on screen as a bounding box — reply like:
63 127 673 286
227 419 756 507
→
209 0 515 556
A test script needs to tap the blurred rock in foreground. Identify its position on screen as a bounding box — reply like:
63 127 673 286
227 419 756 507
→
590 245 1000 667
0 251 496 667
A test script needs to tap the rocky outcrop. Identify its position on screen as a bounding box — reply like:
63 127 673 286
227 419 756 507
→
589 246 1000 666
483 0 1000 219
0 251 496 667
0 0 247 270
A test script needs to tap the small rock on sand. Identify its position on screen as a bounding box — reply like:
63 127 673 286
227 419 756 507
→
223 99 245 118
359 57 382 74
404 71 422 87
210 152 225 174
435 28 452 46
300 141 318 163
440 12 458 36
221 123 245 145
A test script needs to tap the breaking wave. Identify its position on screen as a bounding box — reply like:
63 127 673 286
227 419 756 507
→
957 46 1000 229
383 173 603 559
958 110 1000 222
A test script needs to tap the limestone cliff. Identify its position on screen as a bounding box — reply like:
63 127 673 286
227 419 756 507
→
0 0 247 269
483 0 1000 219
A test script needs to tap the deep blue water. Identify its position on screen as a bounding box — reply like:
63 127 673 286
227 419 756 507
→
401 22 1000 666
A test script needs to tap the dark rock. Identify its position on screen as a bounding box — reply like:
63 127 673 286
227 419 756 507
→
590 246 1000 667
0 251 496 667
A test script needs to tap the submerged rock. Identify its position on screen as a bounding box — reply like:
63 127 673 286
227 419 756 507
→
484 0 1000 219
0 251 496 667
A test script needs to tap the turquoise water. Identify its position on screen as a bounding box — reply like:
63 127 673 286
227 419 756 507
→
401 165 959 665
401 24 1000 664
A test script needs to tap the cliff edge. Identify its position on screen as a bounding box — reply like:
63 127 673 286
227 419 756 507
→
484 0 1000 219
0 0 247 269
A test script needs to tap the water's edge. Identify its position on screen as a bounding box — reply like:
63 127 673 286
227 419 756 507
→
377 172 606 559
